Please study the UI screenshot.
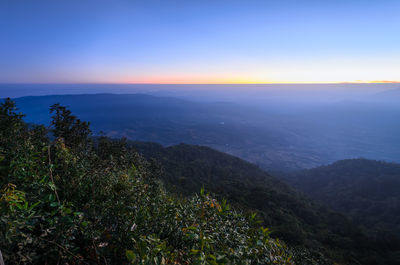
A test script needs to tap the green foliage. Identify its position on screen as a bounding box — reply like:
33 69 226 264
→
0 99 294 264
287 159 400 236
131 142 400 265
50 103 91 150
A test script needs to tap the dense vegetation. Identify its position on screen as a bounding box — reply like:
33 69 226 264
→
2 99 399 264
131 142 400 265
285 159 400 235
0 99 305 264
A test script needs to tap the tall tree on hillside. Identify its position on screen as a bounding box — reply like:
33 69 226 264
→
50 104 91 150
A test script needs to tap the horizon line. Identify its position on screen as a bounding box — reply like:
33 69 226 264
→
1 81 400 85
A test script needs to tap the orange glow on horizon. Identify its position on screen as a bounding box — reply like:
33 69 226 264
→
111 77 400 85
11 76 400 85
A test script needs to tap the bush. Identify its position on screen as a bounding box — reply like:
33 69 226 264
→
0 99 294 264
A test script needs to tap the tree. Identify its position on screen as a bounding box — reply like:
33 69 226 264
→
0 98 25 143
50 104 91 150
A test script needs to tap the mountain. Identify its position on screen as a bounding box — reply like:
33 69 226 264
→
11 93 400 173
130 142 400 265
13 93 333 171
3 97 400 264
284 159 400 235
0 98 296 265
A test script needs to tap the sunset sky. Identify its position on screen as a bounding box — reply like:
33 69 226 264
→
1 0 399 84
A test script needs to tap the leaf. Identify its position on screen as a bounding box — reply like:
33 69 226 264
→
191 249 200 255
207 254 217 261
63 207 72 214
200 186 205 196
48 182 56 190
250 212 257 220
126 250 136 263
29 201 41 210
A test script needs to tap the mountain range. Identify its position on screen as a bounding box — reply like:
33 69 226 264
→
2 95 400 264
285 159 400 236
12 93 400 172
129 141 400 264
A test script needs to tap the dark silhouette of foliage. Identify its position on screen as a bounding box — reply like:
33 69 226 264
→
50 103 91 150
0 100 295 264
2 99 399 264
286 159 400 236
131 142 400 265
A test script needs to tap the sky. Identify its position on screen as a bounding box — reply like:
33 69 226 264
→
1 0 400 84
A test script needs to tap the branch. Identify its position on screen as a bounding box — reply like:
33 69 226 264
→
48 145 60 204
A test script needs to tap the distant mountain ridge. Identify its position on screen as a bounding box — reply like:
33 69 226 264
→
12 93 400 172
4 95 400 264
13 93 333 171
130 142 400 265
285 158 400 235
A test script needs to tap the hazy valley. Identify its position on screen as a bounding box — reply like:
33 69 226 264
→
2 0 400 264
2 84 400 264
11 87 400 172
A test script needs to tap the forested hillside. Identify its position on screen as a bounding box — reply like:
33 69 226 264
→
0 99 295 264
285 159 400 235
2 99 400 265
131 142 400 265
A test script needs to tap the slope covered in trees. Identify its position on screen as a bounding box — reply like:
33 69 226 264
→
131 142 400 265
2 99 400 264
0 99 294 264
285 159 400 235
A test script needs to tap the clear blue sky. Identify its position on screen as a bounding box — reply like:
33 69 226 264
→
1 0 399 83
